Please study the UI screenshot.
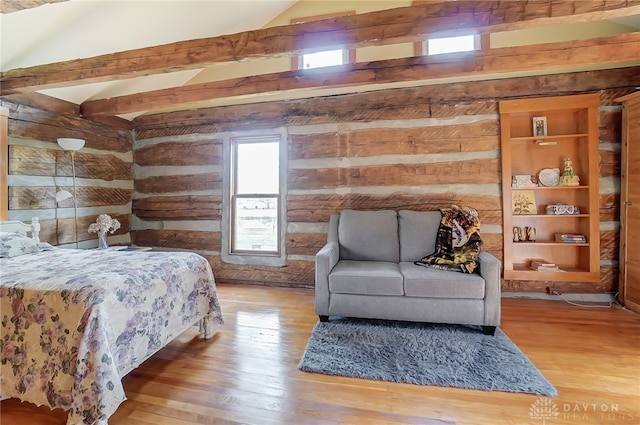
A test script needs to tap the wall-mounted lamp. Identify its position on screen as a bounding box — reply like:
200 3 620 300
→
57 138 85 248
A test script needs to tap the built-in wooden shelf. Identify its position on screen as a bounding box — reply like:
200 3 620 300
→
513 241 589 246
510 133 589 143
505 267 600 283
511 214 590 219
507 185 589 190
499 93 601 283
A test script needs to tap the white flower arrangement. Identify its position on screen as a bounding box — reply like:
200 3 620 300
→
88 214 121 249
88 214 121 235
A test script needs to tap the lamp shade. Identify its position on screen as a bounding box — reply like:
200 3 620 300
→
55 190 73 203
57 138 85 151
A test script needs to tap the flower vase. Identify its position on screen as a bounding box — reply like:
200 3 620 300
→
98 231 109 249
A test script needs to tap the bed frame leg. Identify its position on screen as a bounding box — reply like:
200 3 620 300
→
319 315 329 322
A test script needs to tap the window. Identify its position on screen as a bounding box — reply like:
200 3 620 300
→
299 48 349 69
230 135 281 255
422 34 480 55
291 11 356 70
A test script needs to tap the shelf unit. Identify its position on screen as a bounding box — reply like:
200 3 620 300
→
499 94 600 283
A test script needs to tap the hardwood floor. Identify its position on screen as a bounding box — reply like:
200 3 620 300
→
2 284 639 425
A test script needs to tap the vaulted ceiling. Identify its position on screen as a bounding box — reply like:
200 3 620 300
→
1 0 639 129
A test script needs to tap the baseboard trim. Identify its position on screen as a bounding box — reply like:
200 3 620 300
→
502 292 615 303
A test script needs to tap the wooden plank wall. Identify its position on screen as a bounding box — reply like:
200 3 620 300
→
131 67 640 293
2 100 134 247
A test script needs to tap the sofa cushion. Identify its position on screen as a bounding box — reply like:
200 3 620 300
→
338 209 399 262
398 210 441 262
400 262 485 299
329 260 404 296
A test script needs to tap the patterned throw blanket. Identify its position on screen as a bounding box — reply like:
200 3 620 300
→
415 205 482 273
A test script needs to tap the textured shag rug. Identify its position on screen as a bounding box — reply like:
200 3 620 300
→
298 318 557 396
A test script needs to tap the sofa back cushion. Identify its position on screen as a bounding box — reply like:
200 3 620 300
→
338 209 399 262
398 210 441 262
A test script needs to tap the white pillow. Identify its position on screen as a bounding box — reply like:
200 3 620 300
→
0 232 55 258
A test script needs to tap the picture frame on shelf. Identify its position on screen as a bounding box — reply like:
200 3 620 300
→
512 190 537 215
532 116 547 137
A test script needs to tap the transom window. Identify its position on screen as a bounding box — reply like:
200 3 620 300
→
424 34 480 55
291 11 355 71
299 48 348 69
230 135 281 255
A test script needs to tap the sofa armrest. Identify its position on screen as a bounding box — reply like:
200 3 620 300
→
315 241 339 316
477 250 502 326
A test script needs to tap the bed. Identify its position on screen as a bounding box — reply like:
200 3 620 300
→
0 218 224 425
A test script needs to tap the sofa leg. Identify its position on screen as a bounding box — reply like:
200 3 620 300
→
319 315 329 322
482 326 497 336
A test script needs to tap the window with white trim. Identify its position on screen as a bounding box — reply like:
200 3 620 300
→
291 11 355 71
229 135 281 255
299 48 349 69
423 34 480 55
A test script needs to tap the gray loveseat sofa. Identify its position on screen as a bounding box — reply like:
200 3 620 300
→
315 209 502 335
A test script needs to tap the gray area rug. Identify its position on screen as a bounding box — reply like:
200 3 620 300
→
298 318 557 396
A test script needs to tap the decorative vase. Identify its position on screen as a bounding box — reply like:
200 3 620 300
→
98 231 109 249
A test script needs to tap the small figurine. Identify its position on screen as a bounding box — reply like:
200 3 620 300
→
527 226 536 241
560 157 580 186
519 227 527 242
563 157 574 175
513 227 520 242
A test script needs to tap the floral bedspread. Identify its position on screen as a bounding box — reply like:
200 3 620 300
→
0 249 223 425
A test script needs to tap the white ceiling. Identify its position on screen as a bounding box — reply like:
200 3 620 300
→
1 0 298 70
0 0 299 107
1 0 422 117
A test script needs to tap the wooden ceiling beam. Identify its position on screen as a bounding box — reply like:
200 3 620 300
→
4 93 132 130
2 1 639 96
3 92 80 117
83 33 640 119
131 66 640 135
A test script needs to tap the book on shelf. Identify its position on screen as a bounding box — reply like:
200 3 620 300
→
530 258 555 267
529 258 562 271
532 266 564 272
555 233 587 243
530 265 562 271
555 233 585 238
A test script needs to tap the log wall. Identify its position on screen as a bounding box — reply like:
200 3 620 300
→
2 99 133 247
1 68 634 292
131 67 639 293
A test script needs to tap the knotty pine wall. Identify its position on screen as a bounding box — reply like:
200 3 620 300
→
2 100 133 247
130 67 640 294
